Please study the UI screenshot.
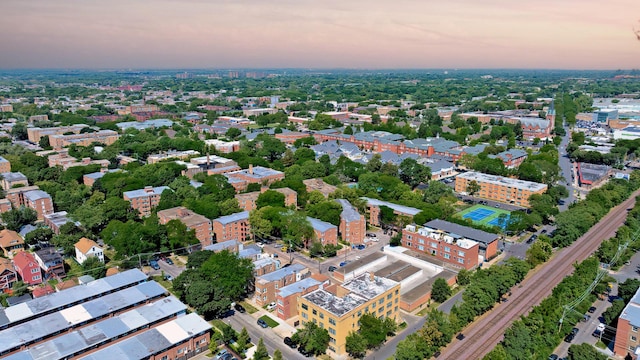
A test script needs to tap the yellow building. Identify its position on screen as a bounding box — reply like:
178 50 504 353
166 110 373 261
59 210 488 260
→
455 171 547 207
297 273 400 356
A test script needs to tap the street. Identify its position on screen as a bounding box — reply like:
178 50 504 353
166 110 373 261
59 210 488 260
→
558 124 576 211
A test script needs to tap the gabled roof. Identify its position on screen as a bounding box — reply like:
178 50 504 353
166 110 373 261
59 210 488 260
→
74 237 101 255
0 229 24 249
12 251 37 270
0 257 15 275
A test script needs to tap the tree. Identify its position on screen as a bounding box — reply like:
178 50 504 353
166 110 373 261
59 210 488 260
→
457 268 471 286
237 327 250 353
291 321 330 356
225 127 242 140
272 349 283 360
618 278 640 303
1 207 38 231
256 190 285 209
252 338 269 360
399 158 430 189
344 125 354 135
525 240 553 266
11 280 28 297
81 256 106 279
358 313 389 348
603 298 626 325
345 331 368 358
466 180 481 196
24 227 54 245
568 343 608 360
11 122 28 140
366 154 383 172
431 278 452 303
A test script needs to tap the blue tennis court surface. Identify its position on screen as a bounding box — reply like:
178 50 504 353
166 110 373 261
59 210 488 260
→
488 216 511 228
463 208 496 221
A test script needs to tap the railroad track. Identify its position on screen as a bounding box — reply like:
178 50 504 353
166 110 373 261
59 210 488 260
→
440 191 639 360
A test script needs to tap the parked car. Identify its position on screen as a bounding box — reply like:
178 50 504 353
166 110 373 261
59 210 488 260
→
588 306 597 313
456 333 465 340
215 349 228 360
339 261 349 267
284 336 297 349
571 327 579 336
164 274 173 281
328 265 337 272
298 346 312 357
149 260 160 270
165 258 174 265
366 233 377 238
564 333 575 343
219 354 233 360
257 318 268 328
234 303 246 313
267 302 277 311
548 355 558 360
356 244 366 250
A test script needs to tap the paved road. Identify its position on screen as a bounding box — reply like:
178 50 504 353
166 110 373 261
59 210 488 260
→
558 124 576 211
227 310 306 360
438 189 640 359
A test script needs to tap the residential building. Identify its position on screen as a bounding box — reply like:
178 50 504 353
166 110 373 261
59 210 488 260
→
47 153 110 170
13 251 42 285
157 206 213 246
74 237 104 265
1 172 28 191
115 118 174 130
33 248 66 279
4 185 39 209
362 197 421 227
402 224 480 269
275 131 310 145
224 165 285 192
0 258 17 292
254 263 308 307
577 162 613 189
27 124 89 143
0 199 11 214
202 239 241 253
0 104 14 113
49 130 120 150
212 211 251 242
615 287 640 358
235 187 297 212
455 171 547 207
307 217 338 246
488 149 528 168
298 273 400 356
518 117 552 139
23 190 54 220
276 277 323 320
336 199 366 245
253 257 280 277
0 156 11 173
147 150 200 164
0 229 24 258
303 178 338 198
44 211 76 234
123 186 171 217
424 219 500 261
204 139 241 153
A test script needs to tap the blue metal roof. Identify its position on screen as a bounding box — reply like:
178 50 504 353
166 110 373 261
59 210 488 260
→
362 197 421 216
336 199 361 222
123 186 171 199
307 217 337 232
278 277 321 298
257 263 306 283
214 211 249 225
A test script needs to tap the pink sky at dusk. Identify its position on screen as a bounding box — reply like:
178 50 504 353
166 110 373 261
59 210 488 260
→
1 0 639 69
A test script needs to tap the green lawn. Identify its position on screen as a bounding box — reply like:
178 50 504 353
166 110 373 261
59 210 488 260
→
239 301 259 314
258 315 279 328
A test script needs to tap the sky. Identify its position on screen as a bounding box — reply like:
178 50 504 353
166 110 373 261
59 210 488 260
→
1 0 639 70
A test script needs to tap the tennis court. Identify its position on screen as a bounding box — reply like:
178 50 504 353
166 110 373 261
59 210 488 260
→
456 204 512 230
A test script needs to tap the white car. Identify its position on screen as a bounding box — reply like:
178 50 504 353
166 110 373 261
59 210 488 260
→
267 302 277 311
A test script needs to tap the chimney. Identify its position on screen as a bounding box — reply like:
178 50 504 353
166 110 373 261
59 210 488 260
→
249 164 253 175
369 272 374 282
144 186 153 193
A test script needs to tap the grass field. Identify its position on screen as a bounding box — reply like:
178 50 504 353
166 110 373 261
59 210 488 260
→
456 204 512 229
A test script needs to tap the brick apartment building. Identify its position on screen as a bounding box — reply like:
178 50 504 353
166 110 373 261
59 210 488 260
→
23 190 54 220
147 150 200 164
1 172 28 191
0 199 10 214
235 187 297 212
0 257 17 292
336 199 366 245
276 277 323 320
44 211 76 234
49 130 120 150
123 186 171 217
298 273 400 356
303 178 338 198
224 165 285 192
455 171 547 207
13 251 43 285
425 219 500 261
5 185 39 209
615 287 640 358
212 211 251 242
27 124 89 143
0 156 11 173
307 217 338 246
252 257 280 277
402 223 480 270
254 263 308 307
362 197 421 227
157 206 213 246
203 139 241 153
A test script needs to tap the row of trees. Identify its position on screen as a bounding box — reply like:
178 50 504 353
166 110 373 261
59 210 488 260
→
345 314 397 358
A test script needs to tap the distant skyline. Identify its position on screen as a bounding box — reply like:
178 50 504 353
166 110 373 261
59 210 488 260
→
1 0 639 70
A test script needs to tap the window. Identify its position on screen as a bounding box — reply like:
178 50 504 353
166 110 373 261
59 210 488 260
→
278 308 284 314
418 245 424 251
632 335 638 342
406 235 412 240
457 258 465 264
161 356 168 360
31 268 39 274
302 304 308 310
387 302 392 308
33 275 41 280
302 312 308 319
387 294 392 300
418 239 424 244
633 326 639 332
329 327 336 335
444 246 451 252
329 318 336 325
430 242 438 248
379 298 384 305
312 309 317 315
378 307 384 313
444 253 450 259
458 251 465 257
320 313 324 319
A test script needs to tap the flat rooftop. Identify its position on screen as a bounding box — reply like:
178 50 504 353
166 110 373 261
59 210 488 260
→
424 219 499 245
362 197 421 216
373 261 420 283
335 252 386 277
401 270 457 304
456 171 547 192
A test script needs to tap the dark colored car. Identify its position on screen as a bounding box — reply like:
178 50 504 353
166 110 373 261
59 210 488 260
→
257 319 268 328
165 258 174 265
284 337 297 349
548 355 558 360
588 306 597 313
298 346 312 357
234 304 246 313
149 260 160 270
456 333 465 340
564 333 575 343
571 327 579 336
339 261 349 267
357 244 366 250
328 266 337 272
